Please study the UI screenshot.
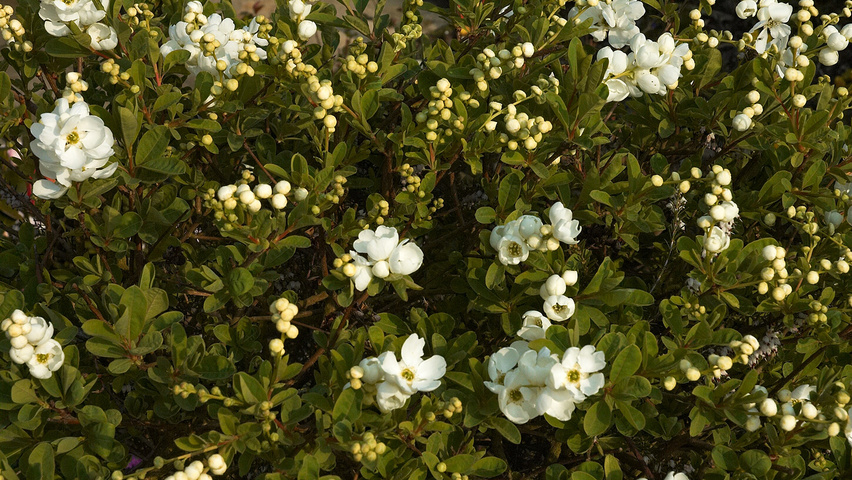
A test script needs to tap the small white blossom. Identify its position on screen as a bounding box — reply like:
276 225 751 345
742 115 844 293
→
548 345 606 401
703 226 731 253
549 202 582 244
543 295 576 322
39 0 107 37
26 339 65 379
517 310 552 341
379 334 447 395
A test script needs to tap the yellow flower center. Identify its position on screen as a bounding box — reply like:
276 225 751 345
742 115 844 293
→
401 368 415 382
509 389 523 402
66 131 80 145
566 368 581 384
36 353 51 364
507 242 523 256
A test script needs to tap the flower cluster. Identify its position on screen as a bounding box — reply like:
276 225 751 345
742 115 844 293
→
159 455 227 480
489 203 581 266
308 75 344 133
348 334 446 413
1 310 64 379
570 0 646 48
732 89 765 132
390 23 422 52
516 272 579 341
61 72 88 105
0 5 31 52
349 432 389 463
340 225 424 291
757 244 794 301
202 172 294 229
39 0 107 37
485 341 607 424
742 383 851 438
470 43 535 92
267 296 300 356
696 165 738 255
490 102 554 151
415 78 466 144
288 0 316 40
30 98 117 200
341 37 379 79
599 33 693 103
160 2 269 79
275 39 316 78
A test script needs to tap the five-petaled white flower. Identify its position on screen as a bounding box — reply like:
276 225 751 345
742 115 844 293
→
497 369 540 424
498 234 530 265
354 225 399 262
543 295 576 322
548 345 606 401
751 2 793 54
30 98 117 199
26 339 65 379
388 240 424 275
349 251 374 292
517 310 552 341
380 334 447 395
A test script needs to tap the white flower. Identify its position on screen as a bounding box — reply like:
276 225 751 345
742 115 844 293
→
380 334 446 395
517 215 543 239
549 202 582 244
598 47 631 102
26 339 65 379
497 370 540 424
571 0 645 48
31 99 117 199
25 316 54 346
388 240 423 275
517 310 552 341
543 295 575 322
751 2 793 54
790 384 815 402
548 345 606 401
9 344 34 364
703 226 731 253
519 347 558 386
562 270 578 286
358 357 384 384
484 342 527 392
289 0 311 21
87 23 117 50
207 454 227 476
736 0 758 18
845 406 852 447
354 225 399 262
497 234 529 265
349 251 374 291
371 260 390 278
732 113 752 132
375 380 410 412
664 473 689 480
537 386 577 421
297 20 317 40
721 201 740 223
540 274 567 299
39 0 107 37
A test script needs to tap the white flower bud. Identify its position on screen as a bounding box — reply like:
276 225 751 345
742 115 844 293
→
760 399 778 416
254 184 272 199
802 402 818 419
732 113 752 131
779 414 797 431
562 270 578 286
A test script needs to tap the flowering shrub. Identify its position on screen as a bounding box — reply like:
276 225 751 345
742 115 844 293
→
3 0 852 477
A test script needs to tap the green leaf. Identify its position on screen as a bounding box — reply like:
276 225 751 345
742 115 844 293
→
198 355 236 380
116 286 147 341
615 400 645 431
27 443 54 480
489 416 521 444
332 388 362 423
135 126 170 165
609 344 641 383
498 170 522 211
469 457 507 477
584 400 611 436
740 450 771 476
227 268 254 296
